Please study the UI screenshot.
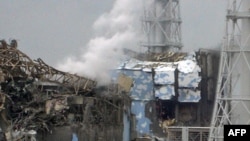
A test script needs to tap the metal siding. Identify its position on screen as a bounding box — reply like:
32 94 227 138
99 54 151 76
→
177 59 197 73
112 70 154 100
126 70 154 100
178 89 201 102
112 58 202 103
155 85 175 100
131 101 152 136
154 70 175 85
178 65 201 88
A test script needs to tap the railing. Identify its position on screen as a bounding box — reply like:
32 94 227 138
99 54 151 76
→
166 126 210 141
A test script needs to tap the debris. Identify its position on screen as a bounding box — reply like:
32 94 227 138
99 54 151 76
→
0 128 6 141
0 40 129 140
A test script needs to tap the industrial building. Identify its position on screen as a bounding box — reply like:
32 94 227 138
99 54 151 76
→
0 0 250 141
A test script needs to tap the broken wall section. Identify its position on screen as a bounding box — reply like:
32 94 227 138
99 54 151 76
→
0 40 131 141
113 49 220 139
37 84 131 141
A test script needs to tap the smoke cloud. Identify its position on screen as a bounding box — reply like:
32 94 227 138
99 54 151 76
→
56 0 143 85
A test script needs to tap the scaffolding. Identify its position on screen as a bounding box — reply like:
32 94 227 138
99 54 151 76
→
209 0 250 140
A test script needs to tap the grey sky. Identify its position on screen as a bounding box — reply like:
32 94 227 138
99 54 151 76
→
1 0 227 67
181 0 227 51
0 0 114 66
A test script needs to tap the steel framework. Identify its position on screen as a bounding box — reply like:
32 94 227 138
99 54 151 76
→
142 0 182 53
209 0 250 140
0 40 96 94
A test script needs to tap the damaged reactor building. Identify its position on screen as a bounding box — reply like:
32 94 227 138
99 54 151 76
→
0 40 130 141
0 40 220 141
0 0 234 141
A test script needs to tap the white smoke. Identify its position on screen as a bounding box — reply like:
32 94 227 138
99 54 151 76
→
56 0 143 85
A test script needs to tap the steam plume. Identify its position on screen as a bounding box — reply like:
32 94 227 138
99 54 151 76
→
56 0 143 85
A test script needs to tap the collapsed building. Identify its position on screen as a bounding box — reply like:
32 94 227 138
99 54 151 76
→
0 0 225 140
0 39 220 141
0 40 131 141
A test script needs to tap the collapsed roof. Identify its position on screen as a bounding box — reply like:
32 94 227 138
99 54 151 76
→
0 40 96 94
0 40 100 140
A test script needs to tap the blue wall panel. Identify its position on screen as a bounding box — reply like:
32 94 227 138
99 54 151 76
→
131 101 152 136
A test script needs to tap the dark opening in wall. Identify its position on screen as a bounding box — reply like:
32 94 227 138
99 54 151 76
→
156 99 175 120
178 103 198 126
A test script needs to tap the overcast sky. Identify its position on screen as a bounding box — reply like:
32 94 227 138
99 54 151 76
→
0 0 115 66
0 0 227 82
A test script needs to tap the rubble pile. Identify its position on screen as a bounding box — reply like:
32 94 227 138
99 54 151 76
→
0 40 128 140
